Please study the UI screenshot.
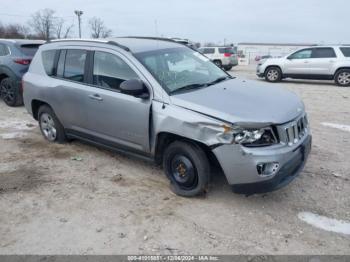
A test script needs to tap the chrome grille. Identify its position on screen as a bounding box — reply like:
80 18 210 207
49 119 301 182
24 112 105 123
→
281 115 308 146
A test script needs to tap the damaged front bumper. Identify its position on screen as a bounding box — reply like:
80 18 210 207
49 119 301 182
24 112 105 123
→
212 134 312 195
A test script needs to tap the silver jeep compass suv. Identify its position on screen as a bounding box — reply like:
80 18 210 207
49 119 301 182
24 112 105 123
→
23 37 311 197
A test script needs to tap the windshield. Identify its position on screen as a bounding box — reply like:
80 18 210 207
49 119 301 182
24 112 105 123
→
135 47 230 94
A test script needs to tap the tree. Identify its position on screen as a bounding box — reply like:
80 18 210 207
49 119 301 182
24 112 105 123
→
55 18 74 39
88 17 112 39
29 9 56 40
0 22 28 39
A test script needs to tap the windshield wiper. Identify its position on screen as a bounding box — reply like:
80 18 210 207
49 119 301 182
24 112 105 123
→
206 76 231 86
170 83 208 95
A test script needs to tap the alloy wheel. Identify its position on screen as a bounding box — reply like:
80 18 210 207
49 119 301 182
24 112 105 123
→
338 72 350 86
0 80 15 104
267 69 279 81
40 113 57 141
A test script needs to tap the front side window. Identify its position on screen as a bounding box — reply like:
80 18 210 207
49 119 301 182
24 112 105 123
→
312 48 336 58
289 49 312 59
93 51 139 90
63 49 87 83
340 47 350 57
135 47 229 94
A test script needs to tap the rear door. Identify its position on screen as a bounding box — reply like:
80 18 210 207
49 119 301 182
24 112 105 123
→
307 47 337 75
284 48 313 75
82 50 152 153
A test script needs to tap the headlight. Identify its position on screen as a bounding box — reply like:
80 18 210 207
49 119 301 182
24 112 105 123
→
233 128 278 147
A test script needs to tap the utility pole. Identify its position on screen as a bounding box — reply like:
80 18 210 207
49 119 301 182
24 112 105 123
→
74 10 83 38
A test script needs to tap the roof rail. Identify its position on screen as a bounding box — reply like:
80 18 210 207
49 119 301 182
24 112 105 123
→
106 41 130 52
119 36 178 43
46 38 131 52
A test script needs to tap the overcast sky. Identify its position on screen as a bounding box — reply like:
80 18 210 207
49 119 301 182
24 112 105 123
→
1 0 349 44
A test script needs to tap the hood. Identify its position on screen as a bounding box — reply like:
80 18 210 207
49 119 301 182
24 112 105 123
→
169 78 304 126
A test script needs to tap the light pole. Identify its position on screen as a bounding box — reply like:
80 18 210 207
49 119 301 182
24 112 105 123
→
74 10 83 38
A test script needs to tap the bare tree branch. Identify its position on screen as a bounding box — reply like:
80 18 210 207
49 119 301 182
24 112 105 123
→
88 17 112 39
29 9 56 40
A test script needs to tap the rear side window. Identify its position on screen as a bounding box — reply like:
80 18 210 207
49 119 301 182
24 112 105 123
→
93 51 139 90
42 50 56 76
312 48 336 58
201 48 215 54
63 50 87 83
0 44 10 56
19 44 41 56
340 47 350 57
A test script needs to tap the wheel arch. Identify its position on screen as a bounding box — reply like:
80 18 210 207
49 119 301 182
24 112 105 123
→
334 67 350 78
154 131 221 168
31 99 50 120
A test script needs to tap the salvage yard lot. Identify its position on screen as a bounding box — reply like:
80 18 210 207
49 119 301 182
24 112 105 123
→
0 66 349 254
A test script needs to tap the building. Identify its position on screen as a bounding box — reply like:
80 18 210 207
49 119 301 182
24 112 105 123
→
237 42 317 65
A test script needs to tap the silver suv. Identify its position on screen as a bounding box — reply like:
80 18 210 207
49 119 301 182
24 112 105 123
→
23 37 311 197
257 46 350 86
198 46 238 71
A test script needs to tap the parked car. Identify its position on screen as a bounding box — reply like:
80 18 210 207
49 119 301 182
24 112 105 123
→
257 46 350 86
0 39 44 106
23 37 311 197
198 46 238 71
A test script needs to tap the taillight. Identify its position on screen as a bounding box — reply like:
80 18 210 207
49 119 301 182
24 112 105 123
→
14 59 31 65
224 53 232 57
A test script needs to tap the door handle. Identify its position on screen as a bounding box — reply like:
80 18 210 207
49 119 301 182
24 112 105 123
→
304 61 309 63
88 94 103 101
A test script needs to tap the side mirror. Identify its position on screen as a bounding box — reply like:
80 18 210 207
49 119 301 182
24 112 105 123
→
287 56 293 60
120 79 149 99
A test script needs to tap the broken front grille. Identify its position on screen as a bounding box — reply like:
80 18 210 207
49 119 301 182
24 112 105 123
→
279 115 309 146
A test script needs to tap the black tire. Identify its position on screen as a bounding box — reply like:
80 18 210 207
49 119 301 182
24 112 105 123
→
334 69 350 87
224 65 233 71
265 67 282 83
163 141 210 197
213 60 222 68
38 105 67 143
0 77 23 107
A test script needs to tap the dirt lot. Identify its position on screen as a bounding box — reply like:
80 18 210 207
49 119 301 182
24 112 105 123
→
0 66 349 255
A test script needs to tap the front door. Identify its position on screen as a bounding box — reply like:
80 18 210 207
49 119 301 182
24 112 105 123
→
84 50 152 153
284 48 313 75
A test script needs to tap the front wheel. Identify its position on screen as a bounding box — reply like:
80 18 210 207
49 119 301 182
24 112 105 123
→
335 69 350 87
265 67 282 82
163 141 210 197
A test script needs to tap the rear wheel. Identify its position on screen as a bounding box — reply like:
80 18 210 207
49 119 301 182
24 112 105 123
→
335 69 350 87
38 105 67 143
224 65 233 71
213 60 222 68
0 77 23 107
163 141 210 197
265 67 282 82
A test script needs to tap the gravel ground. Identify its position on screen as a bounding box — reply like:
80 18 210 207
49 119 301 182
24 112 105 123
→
0 66 349 255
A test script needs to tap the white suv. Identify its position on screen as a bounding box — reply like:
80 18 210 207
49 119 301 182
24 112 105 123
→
257 46 350 86
198 46 238 71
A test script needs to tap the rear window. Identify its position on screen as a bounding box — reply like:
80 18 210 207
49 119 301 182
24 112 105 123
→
340 47 350 57
218 47 235 54
19 44 41 56
42 50 57 76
